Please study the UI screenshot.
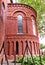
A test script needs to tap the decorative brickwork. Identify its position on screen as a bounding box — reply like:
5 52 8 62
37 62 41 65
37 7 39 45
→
5 4 40 59
0 2 40 60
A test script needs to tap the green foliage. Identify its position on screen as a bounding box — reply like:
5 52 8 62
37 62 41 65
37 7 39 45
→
42 55 45 64
12 57 22 63
12 55 45 65
40 44 45 49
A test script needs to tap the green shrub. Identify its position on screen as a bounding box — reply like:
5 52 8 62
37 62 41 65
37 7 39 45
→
12 55 45 65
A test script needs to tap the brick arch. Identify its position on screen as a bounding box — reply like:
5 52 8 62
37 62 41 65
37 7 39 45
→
12 10 27 34
12 11 26 17
31 15 36 20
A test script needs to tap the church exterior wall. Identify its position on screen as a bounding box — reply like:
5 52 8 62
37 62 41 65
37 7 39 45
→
0 2 40 60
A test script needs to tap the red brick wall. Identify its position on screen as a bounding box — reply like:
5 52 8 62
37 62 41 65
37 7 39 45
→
0 0 4 49
0 0 4 61
4 4 40 60
6 4 37 35
0 0 1 14
0 2 40 60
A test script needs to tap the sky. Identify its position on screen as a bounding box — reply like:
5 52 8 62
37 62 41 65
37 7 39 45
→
13 0 18 3
39 36 45 45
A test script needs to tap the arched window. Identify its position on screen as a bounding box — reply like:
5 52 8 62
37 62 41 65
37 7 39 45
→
17 15 22 33
2 2 5 17
32 18 36 35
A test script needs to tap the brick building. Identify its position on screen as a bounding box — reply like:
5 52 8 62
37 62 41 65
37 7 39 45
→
0 0 40 60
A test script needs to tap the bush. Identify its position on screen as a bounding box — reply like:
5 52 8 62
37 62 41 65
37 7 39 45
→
12 55 45 65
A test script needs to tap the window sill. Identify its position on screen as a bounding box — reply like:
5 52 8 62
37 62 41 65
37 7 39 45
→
17 33 23 34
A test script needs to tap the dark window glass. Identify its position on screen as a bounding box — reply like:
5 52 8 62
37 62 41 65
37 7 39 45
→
10 0 13 3
17 15 22 33
16 41 18 54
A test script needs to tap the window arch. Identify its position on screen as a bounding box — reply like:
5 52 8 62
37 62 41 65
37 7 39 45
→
31 16 36 35
17 15 23 33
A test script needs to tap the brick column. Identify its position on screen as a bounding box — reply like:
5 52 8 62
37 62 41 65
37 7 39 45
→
37 43 40 54
23 40 26 54
29 41 32 54
35 42 37 55
23 18 27 33
14 41 16 54
11 41 14 55
21 41 23 55
10 41 13 55
5 41 9 55
32 41 35 55
9 41 14 59
19 41 22 55
34 42 36 55
19 41 24 55
36 42 38 55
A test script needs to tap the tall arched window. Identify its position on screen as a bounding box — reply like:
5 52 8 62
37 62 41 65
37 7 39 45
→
2 2 5 17
32 18 36 35
17 15 22 33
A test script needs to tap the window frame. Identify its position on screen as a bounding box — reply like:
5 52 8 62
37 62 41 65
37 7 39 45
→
32 18 36 36
17 15 23 34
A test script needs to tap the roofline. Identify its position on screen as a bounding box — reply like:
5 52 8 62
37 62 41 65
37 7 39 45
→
8 3 37 17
